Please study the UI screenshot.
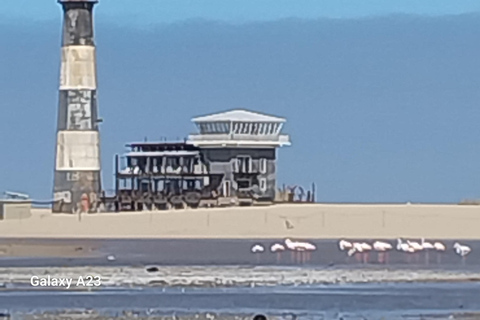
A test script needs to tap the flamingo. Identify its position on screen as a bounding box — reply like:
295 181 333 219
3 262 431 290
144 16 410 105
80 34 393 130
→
434 241 446 251
346 242 362 258
407 240 424 251
284 238 301 263
294 239 316 263
406 239 424 263
251 244 265 253
270 243 285 252
431 241 446 264
373 241 393 264
360 242 372 263
270 243 285 263
347 246 361 257
284 238 316 264
396 238 410 251
360 242 372 251
397 238 416 263
421 238 435 264
339 239 353 251
454 242 471 263
251 244 265 264
284 238 296 249
349 242 371 263
373 241 392 251
421 238 434 250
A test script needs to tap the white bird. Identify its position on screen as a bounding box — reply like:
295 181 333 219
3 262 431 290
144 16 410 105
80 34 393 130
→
339 239 353 251
359 242 372 251
373 241 392 264
251 244 265 253
270 243 285 252
284 238 297 250
270 243 285 263
433 241 446 251
407 240 424 251
284 238 315 264
453 242 471 257
107 255 116 261
348 242 371 263
298 242 317 251
397 239 415 253
284 238 316 251
421 238 435 250
373 241 392 251
347 242 364 256
347 247 359 256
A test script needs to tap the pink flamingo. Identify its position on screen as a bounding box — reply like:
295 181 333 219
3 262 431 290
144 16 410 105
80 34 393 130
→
270 243 286 263
373 241 392 264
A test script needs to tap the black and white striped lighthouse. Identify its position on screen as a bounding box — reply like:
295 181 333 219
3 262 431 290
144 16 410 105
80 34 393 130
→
53 0 102 213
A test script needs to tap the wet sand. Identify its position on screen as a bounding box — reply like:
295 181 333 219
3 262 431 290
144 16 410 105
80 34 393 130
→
0 204 480 239
2 266 480 288
0 239 99 259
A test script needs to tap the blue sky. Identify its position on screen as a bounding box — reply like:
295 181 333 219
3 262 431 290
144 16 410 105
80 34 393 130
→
3 0 480 24
1 2 480 203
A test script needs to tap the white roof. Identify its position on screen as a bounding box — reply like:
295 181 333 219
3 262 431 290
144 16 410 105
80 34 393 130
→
192 109 286 123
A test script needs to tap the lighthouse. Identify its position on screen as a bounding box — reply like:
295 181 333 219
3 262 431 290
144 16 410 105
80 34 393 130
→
53 0 102 213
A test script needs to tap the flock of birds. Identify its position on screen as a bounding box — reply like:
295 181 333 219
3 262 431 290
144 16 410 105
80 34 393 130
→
251 238 317 263
250 238 473 264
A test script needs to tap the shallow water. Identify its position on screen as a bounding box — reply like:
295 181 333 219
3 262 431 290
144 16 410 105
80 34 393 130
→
0 238 478 270
1 239 479 319
2 282 480 319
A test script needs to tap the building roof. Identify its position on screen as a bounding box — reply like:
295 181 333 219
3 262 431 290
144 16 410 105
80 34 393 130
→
58 0 98 3
192 109 286 123
124 151 199 157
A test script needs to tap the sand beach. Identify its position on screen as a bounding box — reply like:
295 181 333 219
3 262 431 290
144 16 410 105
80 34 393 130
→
0 203 478 239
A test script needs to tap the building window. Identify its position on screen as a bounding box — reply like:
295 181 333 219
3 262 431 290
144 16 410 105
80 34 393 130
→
270 124 276 134
260 178 267 192
259 158 267 174
232 158 240 173
241 156 252 173
233 156 252 173
252 123 259 135
257 123 263 135
243 123 249 134
237 180 250 190
223 180 231 197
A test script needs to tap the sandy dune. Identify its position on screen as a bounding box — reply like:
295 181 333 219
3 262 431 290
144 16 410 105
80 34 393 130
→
0 203 479 239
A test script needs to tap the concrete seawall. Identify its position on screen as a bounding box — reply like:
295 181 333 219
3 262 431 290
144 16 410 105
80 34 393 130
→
0 203 479 239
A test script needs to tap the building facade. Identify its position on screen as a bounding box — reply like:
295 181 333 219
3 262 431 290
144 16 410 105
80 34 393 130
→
108 109 290 210
188 109 290 202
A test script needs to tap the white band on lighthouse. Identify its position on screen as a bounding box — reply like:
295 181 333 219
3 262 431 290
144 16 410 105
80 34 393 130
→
59 46 97 90
55 131 101 171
